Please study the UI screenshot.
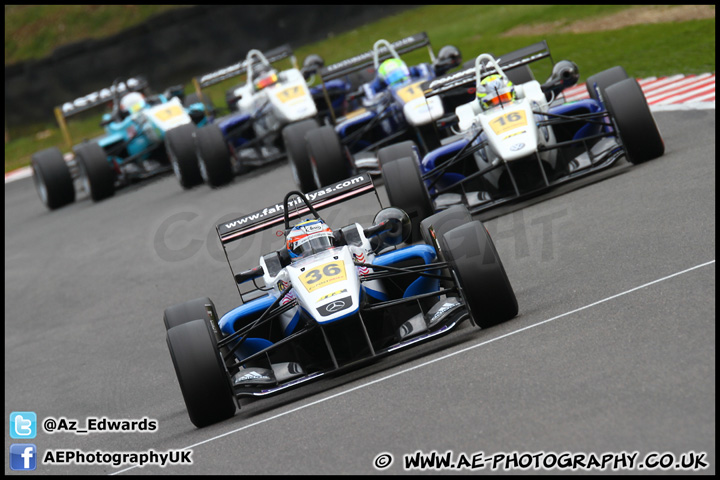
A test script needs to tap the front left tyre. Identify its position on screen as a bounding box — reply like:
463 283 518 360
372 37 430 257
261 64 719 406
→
166 123 202 189
438 221 518 329
167 319 236 428
604 78 665 164
196 124 233 187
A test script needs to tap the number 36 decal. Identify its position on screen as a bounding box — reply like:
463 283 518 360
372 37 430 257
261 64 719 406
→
299 262 347 292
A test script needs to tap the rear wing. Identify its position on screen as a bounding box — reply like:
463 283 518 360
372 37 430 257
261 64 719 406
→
217 173 376 245
319 32 432 82
193 44 296 92
423 40 553 97
54 76 149 147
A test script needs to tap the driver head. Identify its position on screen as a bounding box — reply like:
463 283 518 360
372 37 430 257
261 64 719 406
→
378 58 410 87
476 74 515 110
286 219 335 260
119 92 146 115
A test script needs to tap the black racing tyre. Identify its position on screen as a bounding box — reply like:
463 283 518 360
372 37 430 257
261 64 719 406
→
377 140 418 170
382 156 434 243
166 123 202 189
196 124 233 187
167 319 236 428
31 147 75 210
164 297 221 331
585 66 629 103
438 221 518 329
163 296 230 359
604 78 665 164
420 204 473 248
74 142 115 202
307 125 350 189
283 118 320 193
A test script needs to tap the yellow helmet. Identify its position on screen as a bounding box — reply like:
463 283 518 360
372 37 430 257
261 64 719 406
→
476 74 515 110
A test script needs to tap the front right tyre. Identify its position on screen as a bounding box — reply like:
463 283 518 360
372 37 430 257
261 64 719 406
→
31 147 75 210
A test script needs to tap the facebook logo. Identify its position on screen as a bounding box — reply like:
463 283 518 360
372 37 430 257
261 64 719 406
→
10 444 37 471
10 412 37 439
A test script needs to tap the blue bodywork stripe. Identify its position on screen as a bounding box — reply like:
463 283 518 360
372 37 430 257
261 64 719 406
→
374 245 438 297
219 294 275 335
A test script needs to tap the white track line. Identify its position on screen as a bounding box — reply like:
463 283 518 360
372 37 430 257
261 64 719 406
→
112 259 716 475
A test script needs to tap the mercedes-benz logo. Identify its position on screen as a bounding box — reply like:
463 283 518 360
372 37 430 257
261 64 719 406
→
325 300 346 313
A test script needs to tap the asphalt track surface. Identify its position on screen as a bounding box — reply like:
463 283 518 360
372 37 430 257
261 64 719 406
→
4 109 715 475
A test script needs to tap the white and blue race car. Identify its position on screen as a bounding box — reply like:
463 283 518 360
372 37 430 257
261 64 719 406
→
163 173 518 427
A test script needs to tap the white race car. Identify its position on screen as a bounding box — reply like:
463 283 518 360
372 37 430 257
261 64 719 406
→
376 40 665 224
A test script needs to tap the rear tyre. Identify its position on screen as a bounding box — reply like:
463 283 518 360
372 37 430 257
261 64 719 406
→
74 142 115 202
604 78 664 164
377 140 419 170
307 126 350 188
167 319 236 428
438 221 518 328
166 123 202 189
585 66 629 102
196 124 233 187
382 156 434 243
420 204 473 248
31 147 75 209
504 64 534 85
282 119 320 193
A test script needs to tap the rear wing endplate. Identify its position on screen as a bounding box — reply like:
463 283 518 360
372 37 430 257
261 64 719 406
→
194 44 295 90
217 173 376 245
423 40 552 97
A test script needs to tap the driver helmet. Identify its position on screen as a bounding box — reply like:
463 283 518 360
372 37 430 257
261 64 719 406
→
253 66 279 91
378 58 410 87
476 74 515 110
119 92 146 115
286 219 335 260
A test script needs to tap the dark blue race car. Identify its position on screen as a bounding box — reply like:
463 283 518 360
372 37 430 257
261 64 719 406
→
282 32 464 194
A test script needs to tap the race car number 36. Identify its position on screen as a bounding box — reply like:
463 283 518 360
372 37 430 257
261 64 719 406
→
299 262 347 292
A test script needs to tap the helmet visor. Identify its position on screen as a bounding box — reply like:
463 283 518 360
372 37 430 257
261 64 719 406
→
290 232 334 258
484 90 514 107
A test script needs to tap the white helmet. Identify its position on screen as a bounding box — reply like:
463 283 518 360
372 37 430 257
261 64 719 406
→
120 92 146 114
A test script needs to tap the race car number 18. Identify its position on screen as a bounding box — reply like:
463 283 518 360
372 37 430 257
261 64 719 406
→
299 262 347 292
